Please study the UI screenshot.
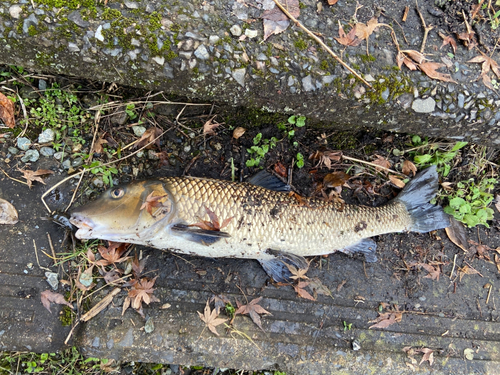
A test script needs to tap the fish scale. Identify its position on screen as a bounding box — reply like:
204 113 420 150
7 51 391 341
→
159 176 412 256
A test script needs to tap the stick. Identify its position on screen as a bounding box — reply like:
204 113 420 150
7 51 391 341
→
449 253 457 279
341 155 406 176
271 0 372 89
80 287 121 322
415 0 434 54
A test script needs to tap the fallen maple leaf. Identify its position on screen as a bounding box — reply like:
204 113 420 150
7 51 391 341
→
323 171 350 188
17 168 54 188
397 51 419 71
355 17 382 41
127 276 159 310
133 127 162 149
335 21 362 47
0 92 15 128
369 311 402 329
41 290 73 313
140 191 169 216
235 297 271 331
91 133 108 154
294 281 316 301
198 299 227 336
419 348 434 366
372 155 391 172
307 277 333 299
419 263 441 281
468 53 500 88
203 115 221 135
190 206 233 231
261 0 300 41
440 35 457 54
210 294 231 311
402 160 417 176
458 264 482 281
96 242 130 266
309 150 342 169
285 263 309 281
419 62 457 83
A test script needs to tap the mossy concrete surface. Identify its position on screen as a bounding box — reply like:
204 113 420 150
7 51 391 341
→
1 0 499 146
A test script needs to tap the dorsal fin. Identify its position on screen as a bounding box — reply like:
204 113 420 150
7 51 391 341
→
247 170 290 192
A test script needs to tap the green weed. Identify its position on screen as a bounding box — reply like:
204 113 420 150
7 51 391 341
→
343 321 353 331
296 152 305 168
443 177 497 227
246 133 278 168
83 161 118 187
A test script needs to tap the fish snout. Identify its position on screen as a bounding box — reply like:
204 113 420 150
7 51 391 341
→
69 213 95 239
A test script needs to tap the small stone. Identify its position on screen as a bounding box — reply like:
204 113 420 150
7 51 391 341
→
68 10 90 27
79 270 93 287
53 151 63 160
144 317 155 334
21 150 40 163
132 126 146 137
17 137 31 151
40 147 55 157
68 42 80 52
184 145 191 153
45 272 59 290
9 5 22 19
232 68 246 87
38 79 47 91
92 177 104 188
148 150 159 159
209 35 220 44
194 45 209 60
381 88 390 101
62 159 71 169
245 29 258 38
256 53 268 61
8 147 19 155
411 97 435 113
95 25 104 42
364 74 375 82
302 75 315 92
124 0 139 9
230 25 242 37
38 128 55 143
458 93 465 108
152 56 165 65
72 157 83 167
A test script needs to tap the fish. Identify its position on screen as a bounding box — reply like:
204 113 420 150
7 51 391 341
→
69 166 450 282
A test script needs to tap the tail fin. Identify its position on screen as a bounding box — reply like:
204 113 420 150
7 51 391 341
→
395 165 450 233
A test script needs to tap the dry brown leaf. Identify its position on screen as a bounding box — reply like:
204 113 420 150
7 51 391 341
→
294 281 316 301
468 54 500 79
372 155 391 172
335 21 362 47
323 171 350 188
96 242 130 266
210 294 231 311
458 264 482 281
419 348 434 366
355 17 382 41
274 161 287 178
190 206 233 232
402 160 417 176
402 50 427 64
440 35 457 54
419 263 440 281
445 217 468 252
285 263 309 281
389 175 405 188
369 311 402 329
133 127 162 149
17 168 54 188
419 62 457 83
0 92 15 128
309 150 342 169
128 276 160 311
235 297 271 331
232 127 246 139
307 277 333 298
327 0 338 4
41 290 73 313
198 300 227 336
261 0 300 21
0 198 18 224
91 134 108 154
397 51 419 71
203 116 221 135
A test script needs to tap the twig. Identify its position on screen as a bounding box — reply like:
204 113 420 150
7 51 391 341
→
80 287 121 322
341 155 406 176
415 0 434 54
33 239 51 272
449 253 457 279
0 167 28 185
271 0 372 89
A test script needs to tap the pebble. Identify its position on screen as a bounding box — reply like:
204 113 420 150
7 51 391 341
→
244 29 258 39
92 177 104 187
54 151 63 160
194 44 209 60
9 5 22 19
148 150 159 159
302 75 315 92
21 149 40 162
72 157 83 167
17 137 31 151
45 272 59 290
8 147 18 155
412 97 435 113
79 270 93 287
144 317 155 334
458 93 465 108
62 159 71 169
38 128 55 143
132 125 146 137
232 68 246 87
40 146 55 157
95 25 104 42
209 35 220 44
230 25 242 37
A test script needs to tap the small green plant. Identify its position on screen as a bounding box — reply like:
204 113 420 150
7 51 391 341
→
125 103 138 120
225 302 236 319
343 321 353 331
278 115 306 139
410 136 467 177
443 177 497 227
83 161 118 187
296 152 305 168
274 371 287 375
246 133 277 167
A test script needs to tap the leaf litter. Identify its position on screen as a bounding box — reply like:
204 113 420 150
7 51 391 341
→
235 297 272 331
41 290 73 313
198 299 227 336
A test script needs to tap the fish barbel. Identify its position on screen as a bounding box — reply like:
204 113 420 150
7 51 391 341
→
70 166 449 281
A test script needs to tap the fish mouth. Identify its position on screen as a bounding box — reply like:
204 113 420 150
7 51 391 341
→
69 213 95 239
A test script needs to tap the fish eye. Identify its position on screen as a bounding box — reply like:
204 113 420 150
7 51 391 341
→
110 188 125 199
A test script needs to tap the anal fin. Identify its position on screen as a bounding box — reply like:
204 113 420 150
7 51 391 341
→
340 239 378 262
171 224 230 245
259 249 309 283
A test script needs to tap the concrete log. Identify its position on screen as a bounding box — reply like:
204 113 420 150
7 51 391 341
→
0 0 499 146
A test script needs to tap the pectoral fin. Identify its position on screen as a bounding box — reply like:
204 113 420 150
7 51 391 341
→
171 224 230 245
340 239 377 262
259 249 309 282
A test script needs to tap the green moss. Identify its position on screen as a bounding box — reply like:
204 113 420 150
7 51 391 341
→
166 50 178 61
299 2 306 8
352 63 360 70
34 0 96 10
59 305 73 326
148 11 162 31
328 131 358 150
102 7 121 20
359 54 376 63
294 38 307 50
320 60 329 70
28 25 38 37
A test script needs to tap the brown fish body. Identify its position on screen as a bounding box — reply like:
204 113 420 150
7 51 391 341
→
70 167 449 280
